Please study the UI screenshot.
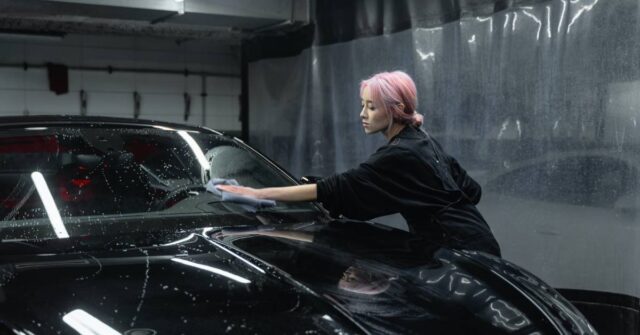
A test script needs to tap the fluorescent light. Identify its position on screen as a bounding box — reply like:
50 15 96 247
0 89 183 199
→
62 309 120 335
177 130 210 171
31 172 69 239
171 258 251 284
24 127 48 131
152 125 175 131
161 233 195 246
175 0 185 14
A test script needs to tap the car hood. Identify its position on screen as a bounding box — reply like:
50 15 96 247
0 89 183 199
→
226 219 596 335
0 218 596 335
0 233 363 334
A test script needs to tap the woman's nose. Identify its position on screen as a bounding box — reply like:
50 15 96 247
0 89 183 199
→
360 107 366 119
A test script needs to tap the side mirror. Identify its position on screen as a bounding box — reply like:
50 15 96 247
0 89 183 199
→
299 176 322 184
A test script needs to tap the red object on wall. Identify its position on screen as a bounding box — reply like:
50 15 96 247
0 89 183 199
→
47 63 69 95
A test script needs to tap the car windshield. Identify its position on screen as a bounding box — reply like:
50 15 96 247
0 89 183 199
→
0 124 319 241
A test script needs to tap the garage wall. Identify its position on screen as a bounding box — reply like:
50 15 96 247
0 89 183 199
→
249 0 640 302
0 34 241 130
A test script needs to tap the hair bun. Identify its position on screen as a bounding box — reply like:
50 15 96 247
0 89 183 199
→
412 111 424 127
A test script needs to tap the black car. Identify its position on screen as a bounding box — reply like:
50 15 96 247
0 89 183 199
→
0 116 595 334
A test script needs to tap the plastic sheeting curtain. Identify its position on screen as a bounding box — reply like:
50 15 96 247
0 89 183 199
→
249 0 639 331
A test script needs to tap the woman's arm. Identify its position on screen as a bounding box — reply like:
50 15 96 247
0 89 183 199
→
448 156 482 204
216 184 317 202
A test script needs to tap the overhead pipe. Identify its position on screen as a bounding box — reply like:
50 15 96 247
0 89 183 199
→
0 62 238 78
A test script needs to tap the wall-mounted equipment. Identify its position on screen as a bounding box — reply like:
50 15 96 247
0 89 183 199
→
133 91 141 119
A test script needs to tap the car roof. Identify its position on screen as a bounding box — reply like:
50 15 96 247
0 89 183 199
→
0 115 217 134
482 149 640 182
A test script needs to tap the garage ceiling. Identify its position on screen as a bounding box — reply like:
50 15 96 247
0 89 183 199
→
0 0 310 43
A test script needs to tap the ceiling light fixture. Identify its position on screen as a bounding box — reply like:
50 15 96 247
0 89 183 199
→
175 0 185 15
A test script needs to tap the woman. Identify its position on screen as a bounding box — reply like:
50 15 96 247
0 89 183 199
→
218 71 501 257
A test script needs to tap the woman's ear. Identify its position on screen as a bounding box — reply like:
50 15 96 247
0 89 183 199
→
397 103 405 111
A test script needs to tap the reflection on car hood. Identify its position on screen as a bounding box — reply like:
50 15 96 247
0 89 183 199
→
0 218 596 335
227 219 596 335
0 234 363 334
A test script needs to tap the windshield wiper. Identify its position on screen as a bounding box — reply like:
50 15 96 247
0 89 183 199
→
139 164 170 187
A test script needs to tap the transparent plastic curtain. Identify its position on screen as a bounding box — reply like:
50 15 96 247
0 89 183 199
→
249 0 640 302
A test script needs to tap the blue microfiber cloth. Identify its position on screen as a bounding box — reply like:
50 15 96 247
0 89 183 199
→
205 178 238 196
205 178 276 213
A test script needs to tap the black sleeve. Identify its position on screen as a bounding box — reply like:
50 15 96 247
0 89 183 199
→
316 146 439 220
448 156 482 205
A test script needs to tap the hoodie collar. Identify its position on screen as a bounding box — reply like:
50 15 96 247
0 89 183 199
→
387 125 424 144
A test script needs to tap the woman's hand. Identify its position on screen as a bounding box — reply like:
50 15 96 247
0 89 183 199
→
216 184 263 198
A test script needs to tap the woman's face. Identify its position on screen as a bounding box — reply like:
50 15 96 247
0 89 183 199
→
360 86 389 134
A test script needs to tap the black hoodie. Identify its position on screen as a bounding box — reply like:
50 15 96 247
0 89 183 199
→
317 126 500 256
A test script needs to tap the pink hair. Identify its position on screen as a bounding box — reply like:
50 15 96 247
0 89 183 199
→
360 71 423 128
